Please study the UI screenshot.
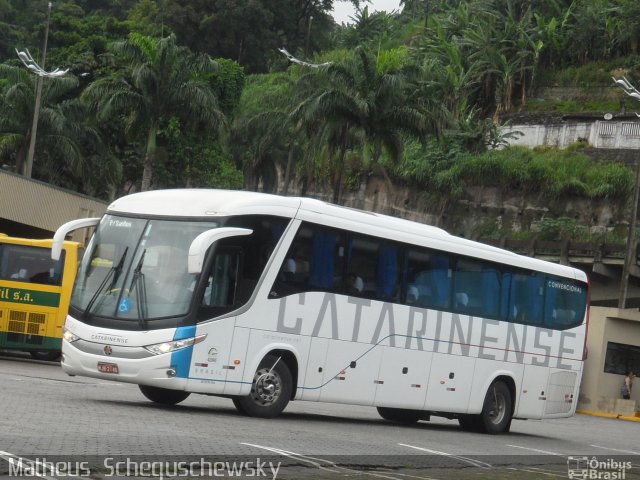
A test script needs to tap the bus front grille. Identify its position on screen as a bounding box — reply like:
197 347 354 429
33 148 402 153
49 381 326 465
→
8 320 25 333
6 310 47 336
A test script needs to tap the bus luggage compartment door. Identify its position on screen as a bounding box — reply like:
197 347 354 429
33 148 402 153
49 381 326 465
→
373 346 431 409
319 339 383 406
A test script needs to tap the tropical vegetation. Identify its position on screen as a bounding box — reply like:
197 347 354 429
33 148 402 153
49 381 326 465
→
1 0 639 236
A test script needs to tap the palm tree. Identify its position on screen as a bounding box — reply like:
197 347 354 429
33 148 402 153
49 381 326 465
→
0 64 99 183
295 46 427 205
82 33 225 191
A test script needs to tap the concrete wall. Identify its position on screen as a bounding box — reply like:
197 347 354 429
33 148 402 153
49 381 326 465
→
579 307 640 413
503 120 640 150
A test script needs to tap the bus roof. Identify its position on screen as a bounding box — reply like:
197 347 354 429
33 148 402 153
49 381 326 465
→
106 189 586 282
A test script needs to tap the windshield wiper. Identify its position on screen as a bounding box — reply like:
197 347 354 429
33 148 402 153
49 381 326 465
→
83 247 128 320
128 249 148 329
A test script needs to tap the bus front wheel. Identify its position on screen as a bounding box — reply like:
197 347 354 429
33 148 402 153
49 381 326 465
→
232 354 292 418
139 385 191 405
479 380 512 434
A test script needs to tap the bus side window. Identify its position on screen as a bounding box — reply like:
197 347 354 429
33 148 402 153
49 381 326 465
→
453 258 501 317
376 243 399 301
403 248 452 309
309 230 337 289
507 272 543 325
431 254 451 309
201 247 243 308
269 223 343 298
544 277 587 330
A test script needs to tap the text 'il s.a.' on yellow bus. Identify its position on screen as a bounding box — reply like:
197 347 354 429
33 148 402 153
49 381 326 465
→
0 234 80 361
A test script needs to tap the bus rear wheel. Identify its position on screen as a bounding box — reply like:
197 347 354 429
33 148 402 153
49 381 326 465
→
377 407 424 424
29 350 61 361
139 385 191 405
479 381 512 434
232 354 292 418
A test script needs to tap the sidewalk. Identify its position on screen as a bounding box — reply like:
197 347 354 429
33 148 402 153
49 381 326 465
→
576 410 640 422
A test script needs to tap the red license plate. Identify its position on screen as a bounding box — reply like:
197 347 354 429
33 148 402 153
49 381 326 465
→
97 362 119 374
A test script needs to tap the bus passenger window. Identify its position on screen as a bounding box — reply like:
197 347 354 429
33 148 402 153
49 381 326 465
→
404 248 451 309
544 276 587 330
506 272 544 325
269 223 344 298
453 258 501 317
376 244 399 301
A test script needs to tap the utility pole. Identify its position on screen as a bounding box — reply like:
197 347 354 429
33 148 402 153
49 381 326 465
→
24 2 52 178
16 3 68 178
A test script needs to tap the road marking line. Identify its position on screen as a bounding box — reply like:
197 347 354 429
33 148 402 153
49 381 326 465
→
240 443 341 473
398 443 492 469
505 444 564 456
591 445 640 455
241 442 434 480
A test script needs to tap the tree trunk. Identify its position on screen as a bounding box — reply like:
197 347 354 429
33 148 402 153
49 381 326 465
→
333 146 346 204
140 127 157 191
282 147 295 196
15 139 28 176
333 132 348 204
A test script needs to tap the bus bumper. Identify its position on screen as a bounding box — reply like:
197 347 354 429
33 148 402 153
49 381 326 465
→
61 339 189 390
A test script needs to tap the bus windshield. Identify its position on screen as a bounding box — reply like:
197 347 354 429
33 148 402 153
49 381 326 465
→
71 215 219 322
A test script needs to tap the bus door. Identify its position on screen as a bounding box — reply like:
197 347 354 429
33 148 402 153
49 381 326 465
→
187 246 247 394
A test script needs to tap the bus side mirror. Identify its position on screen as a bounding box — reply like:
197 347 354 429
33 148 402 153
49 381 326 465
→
52 218 101 261
188 227 252 274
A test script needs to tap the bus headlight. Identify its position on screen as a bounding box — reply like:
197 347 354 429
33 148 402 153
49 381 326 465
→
144 334 207 355
63 328 80 343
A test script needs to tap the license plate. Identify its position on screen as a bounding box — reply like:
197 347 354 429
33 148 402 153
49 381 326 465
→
97 362 119 374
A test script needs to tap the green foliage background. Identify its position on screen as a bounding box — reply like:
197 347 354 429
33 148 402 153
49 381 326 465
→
1 0 639 241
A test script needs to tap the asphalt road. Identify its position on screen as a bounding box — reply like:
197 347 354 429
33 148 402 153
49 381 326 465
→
1 352 639 479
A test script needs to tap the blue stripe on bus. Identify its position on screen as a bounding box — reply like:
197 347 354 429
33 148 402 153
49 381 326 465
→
171 325 197 378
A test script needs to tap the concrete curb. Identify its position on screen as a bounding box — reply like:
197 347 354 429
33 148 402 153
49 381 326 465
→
577 410 640 422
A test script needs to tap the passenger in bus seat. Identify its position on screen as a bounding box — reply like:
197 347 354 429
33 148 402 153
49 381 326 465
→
279 257 297 282
10 268 28 280
455 292 469 309
406 285 419 304
344 272 364 295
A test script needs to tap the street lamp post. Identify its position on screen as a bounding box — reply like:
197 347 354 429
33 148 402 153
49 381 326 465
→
15 2 68 178
612 76 640 309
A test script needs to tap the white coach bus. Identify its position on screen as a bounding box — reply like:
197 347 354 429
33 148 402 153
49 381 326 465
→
53 189 588 434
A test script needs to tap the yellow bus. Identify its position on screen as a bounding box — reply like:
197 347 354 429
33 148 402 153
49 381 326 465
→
0 234 80 361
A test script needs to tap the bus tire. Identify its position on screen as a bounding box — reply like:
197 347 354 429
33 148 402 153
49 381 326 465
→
479 381 512 434
376 407 422 424
29 350 61 361
139 385 191 405
232 354 292 418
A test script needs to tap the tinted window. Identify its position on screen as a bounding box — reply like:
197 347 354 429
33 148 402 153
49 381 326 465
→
0 244 66 286
199 216 288 318
543 277 587 330
269 221 586 331
405 248 451 309
454 258 501 318
604 342 640 375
